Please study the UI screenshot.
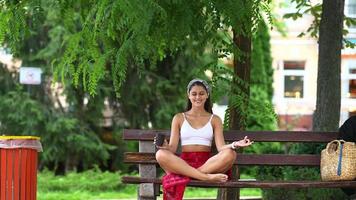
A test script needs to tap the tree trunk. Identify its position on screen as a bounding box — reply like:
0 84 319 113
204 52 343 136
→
217 30 251 200
229 33 251 130
313 0 344 131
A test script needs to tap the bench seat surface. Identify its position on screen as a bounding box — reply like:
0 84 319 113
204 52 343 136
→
124 152 322 166
122 176 356 189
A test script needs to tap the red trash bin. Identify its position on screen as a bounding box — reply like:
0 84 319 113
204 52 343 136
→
0 136 42 200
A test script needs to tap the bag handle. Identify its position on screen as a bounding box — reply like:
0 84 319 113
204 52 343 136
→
326 140 345 154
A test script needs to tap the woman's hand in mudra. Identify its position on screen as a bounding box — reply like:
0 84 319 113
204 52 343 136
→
232 136 254 149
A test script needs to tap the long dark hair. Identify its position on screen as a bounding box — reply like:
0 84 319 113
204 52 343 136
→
185 81 213 113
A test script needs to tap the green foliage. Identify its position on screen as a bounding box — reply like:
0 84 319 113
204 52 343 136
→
209 20 276 130
208 63 249 128
38 168 122 192
37 170 138 200
0 63 112 171
244 20 284 199
0 12 7 44
0 88 45 135
247 87 277 131
0 1 274 178
1 0 272 96
210 22 281 199
247 19 277 131
253 21 274 100
0 88 112 170
43 114 113 169
51 0 209 96
0 1 43 55
0 0 216 173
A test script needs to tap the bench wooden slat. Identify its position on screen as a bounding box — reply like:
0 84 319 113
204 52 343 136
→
122 129 352 193
123 129 339 142
124 152 321 166
122 176 356 188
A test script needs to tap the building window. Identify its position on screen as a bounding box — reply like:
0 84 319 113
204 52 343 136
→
283 61 305 98
346 0 356 30
342 60 356 98
349 110 356 117
284 61 305 70
284 76 304 98
347 62 356 99
346 0 356 17
349 79 356 98
349 67 356 98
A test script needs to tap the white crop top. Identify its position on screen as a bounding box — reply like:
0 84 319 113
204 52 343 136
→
180 113 214 146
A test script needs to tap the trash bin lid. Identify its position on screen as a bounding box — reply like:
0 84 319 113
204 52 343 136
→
0 136 40 140
0 136 42 152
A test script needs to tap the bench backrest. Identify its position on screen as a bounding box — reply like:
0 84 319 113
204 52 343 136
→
123 129 340 167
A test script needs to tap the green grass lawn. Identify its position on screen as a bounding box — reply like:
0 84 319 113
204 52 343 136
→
37 170 261 200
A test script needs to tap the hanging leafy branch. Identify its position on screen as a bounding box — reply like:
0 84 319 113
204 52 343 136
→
1 0 272 97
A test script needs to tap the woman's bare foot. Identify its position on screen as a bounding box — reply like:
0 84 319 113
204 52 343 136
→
206 173 228 182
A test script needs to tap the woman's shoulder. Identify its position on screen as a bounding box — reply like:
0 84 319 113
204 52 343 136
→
172 113 185 122
211 114 222 123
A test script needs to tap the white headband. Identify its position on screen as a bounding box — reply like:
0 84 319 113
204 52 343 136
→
187 79 210 95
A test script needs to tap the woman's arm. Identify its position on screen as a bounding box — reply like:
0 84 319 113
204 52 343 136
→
212 115 232 152
156 113 181 153
213 115 253 151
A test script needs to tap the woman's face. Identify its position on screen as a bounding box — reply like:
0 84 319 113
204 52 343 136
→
188 85 208 107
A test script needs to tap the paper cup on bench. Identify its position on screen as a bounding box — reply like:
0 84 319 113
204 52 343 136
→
0 136 43 200
320 140 356 181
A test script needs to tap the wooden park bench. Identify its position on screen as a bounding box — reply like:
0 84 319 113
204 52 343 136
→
121 129 356 200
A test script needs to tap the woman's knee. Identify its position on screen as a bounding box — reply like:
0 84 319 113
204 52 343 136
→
155 149 170 164
220 149 236 163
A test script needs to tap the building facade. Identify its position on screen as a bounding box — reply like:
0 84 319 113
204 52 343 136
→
272 0 356 130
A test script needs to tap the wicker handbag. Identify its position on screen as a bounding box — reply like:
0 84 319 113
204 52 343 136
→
320 140 356 181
